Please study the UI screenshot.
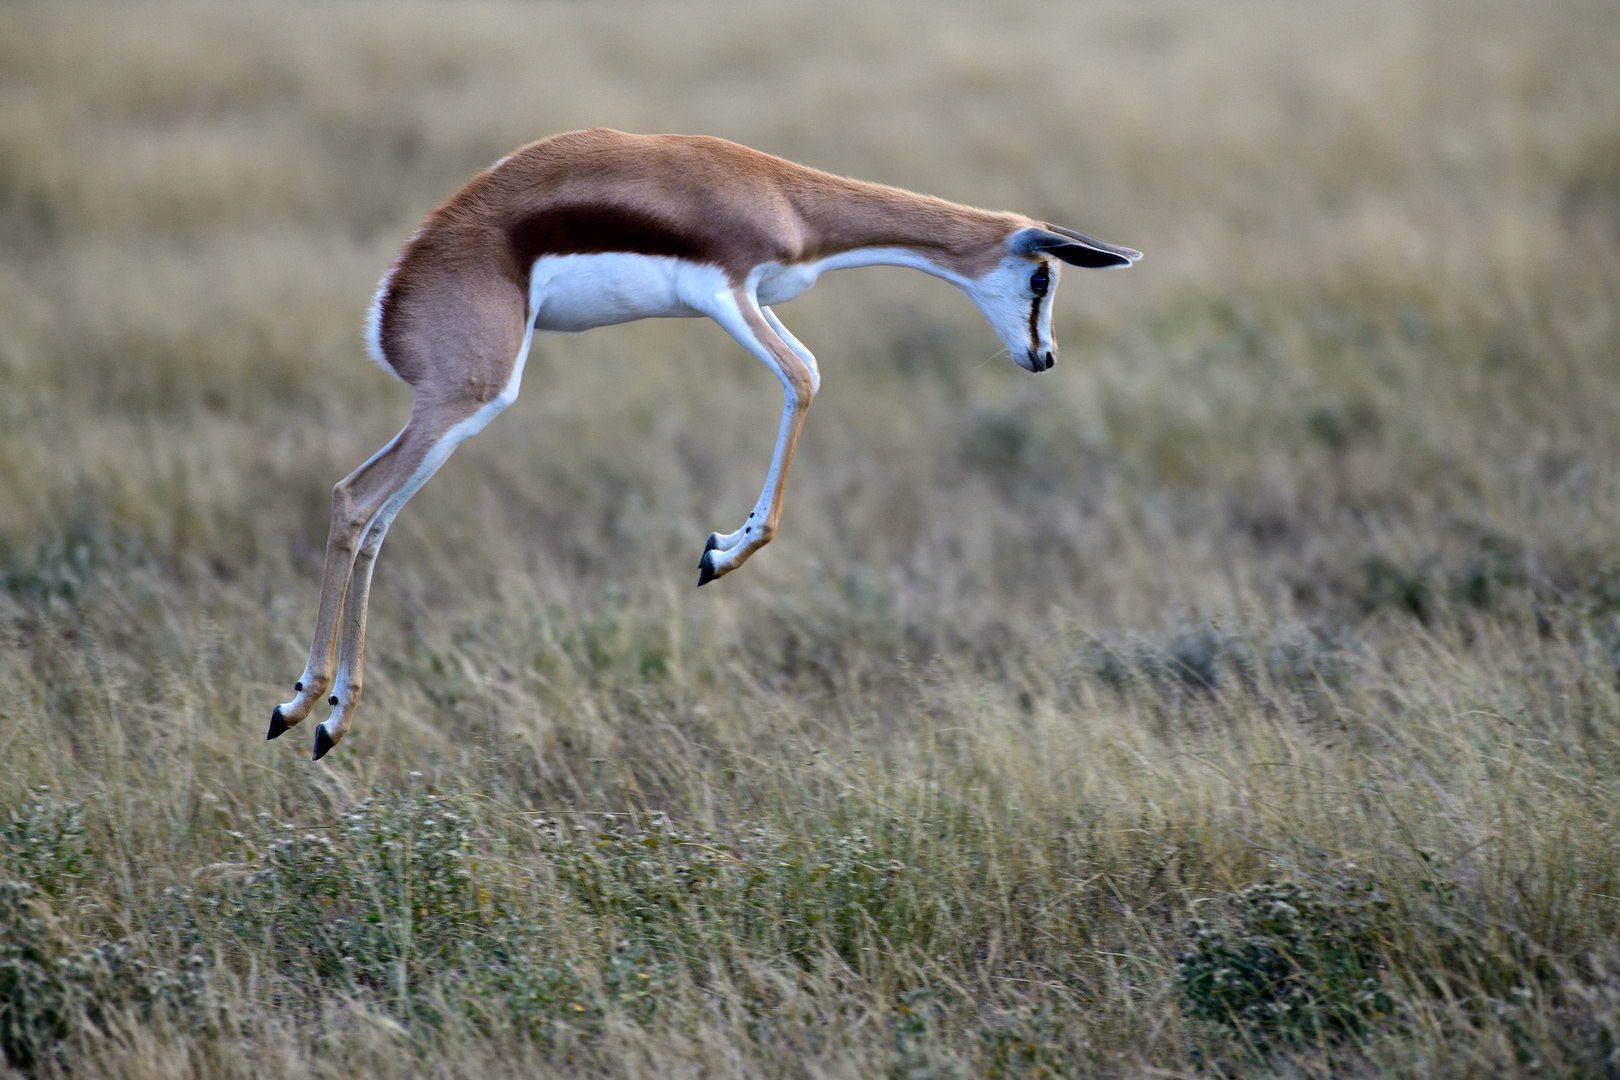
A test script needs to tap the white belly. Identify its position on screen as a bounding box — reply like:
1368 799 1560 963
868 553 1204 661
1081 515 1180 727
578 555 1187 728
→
528 253 826 332
755 262 819 306
529 252 715 331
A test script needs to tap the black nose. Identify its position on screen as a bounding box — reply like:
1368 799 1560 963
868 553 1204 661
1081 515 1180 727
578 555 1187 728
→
1043 351 1055 370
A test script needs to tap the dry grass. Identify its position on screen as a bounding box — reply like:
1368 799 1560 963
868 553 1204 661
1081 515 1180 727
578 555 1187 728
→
2 1 1620 1075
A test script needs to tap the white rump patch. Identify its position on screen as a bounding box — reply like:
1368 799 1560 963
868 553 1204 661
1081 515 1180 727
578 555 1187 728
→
363 227 425 383
362 275 399 379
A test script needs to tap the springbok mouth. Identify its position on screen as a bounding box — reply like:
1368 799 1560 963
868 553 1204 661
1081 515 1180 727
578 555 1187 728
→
1026 350 1055 371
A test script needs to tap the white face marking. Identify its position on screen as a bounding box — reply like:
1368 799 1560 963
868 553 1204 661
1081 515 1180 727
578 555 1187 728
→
965 254 1061 372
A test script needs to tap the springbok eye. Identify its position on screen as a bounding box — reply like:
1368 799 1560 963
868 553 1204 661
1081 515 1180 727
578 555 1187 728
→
1030 266 1050 297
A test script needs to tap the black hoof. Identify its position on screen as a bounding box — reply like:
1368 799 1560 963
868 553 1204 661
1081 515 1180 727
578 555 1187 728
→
703 533 722 555
697 551 718 587
267 706 289 741
312 727 334 761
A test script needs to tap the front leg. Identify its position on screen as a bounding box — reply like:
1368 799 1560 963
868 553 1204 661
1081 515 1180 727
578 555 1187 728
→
761 305 820 395
698 390 808 584
696 290 817 586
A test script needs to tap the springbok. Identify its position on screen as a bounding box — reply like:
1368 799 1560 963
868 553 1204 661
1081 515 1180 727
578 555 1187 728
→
269 128 1140 759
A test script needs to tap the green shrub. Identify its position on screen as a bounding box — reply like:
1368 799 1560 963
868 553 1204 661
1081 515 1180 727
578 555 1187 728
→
1176 865 1399 1047
1361 533 1530 624
0 522 104 605
974 1007 1076 1079
1083 621 1346 698
208 794 920 1044
442 932 676 1045
887 988 961 1080
535 809 911 969
215 790 616 1044
222 790 483 997
0 790 93 898
0 880 208 1074
449 921 599 1046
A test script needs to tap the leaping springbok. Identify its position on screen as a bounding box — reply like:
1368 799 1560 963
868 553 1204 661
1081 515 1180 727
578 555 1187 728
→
269 128 1140 759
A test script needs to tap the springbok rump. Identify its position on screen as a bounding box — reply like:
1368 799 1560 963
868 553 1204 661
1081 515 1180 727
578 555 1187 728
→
268 127 1141 760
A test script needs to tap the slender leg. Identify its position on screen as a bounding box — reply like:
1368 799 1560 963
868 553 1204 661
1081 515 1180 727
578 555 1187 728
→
761 305 820 395
270 263 530 755
268 409 464 740
312 377 512 759
695 288 817 585
306 466 411 761
269 381 522 748
307 510 388 758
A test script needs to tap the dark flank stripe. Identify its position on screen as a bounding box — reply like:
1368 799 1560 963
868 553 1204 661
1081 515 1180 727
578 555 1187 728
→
508 204 731 269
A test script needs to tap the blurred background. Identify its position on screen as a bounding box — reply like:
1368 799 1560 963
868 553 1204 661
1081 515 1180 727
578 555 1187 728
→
2 2 1619 1076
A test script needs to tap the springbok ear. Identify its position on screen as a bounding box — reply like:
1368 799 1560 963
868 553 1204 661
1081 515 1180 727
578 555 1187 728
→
1044 224 1142 265
1009 226 1141 268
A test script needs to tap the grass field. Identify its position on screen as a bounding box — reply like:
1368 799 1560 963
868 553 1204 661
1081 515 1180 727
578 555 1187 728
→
3 1 1620 1075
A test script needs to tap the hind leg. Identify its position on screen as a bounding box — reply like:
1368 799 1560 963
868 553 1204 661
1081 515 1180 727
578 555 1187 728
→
306 380 507 760
309 510 393 758
269 384 528 749
271 265 531 751
268 405 482 741
309 473 402 759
